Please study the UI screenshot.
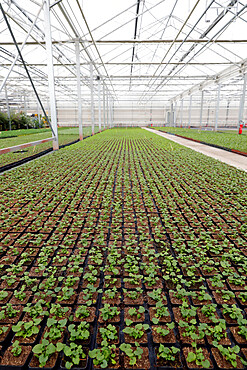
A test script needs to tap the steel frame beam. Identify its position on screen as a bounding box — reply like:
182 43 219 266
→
51 2 112 102
0 3 43 94
74 0 117 100
0 2 56 139
143 1 247 103
171 57 247 102
138 0 202 102
96 0 166 41
129 0 141 86
44 0 59 149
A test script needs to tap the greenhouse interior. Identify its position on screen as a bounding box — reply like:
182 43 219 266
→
0 0 247 369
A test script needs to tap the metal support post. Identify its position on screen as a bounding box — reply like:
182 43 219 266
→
75 39 83 140
97 77 102 132
44 0 59 150
103 84 106 129
180 98 183 127
238 73 247 128
215 84 221 131
5 86 11 131
90 62 95 135
199 90 204 127
188 95 192 127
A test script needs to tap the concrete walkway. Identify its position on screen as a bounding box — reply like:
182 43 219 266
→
143 127 247 172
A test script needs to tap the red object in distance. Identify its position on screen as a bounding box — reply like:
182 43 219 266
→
239 123 243 134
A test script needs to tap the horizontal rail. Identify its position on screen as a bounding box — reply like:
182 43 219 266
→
0 62 233 66
0 137 55 155
1 39 247 45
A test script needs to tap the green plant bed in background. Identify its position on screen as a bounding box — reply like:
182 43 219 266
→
154 127 247 153
0 126 100 169
0 126 99 143
0 127 53 139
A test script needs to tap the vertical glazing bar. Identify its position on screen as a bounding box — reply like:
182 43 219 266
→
37 100 41 128
103 83 106 130
90 62 95 135
112 99 114 128
174 101 177 127
225 99 230 126
75 39 83 140
109 98 111 128
23 91 27 114
106 91 109 128
238 73 247 128
111 99 113 128
199 90 204 127
97 77 102 132
24 92 28 128
5 85 11 131
180 98 183 127
170 102 173 127
188 95 192 127
215 84 221 131
166 110 169 126
207 102 210 127
44 0 59 150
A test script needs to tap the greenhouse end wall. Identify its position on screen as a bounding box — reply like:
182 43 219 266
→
56 106 243 128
